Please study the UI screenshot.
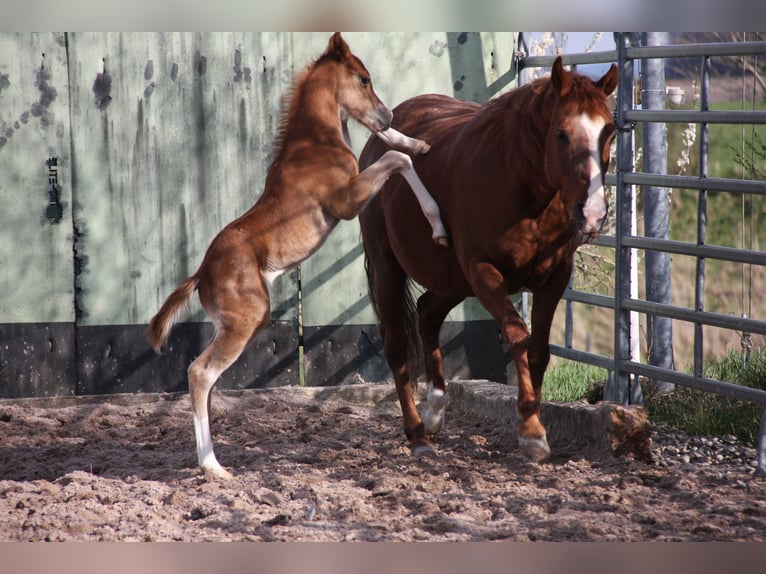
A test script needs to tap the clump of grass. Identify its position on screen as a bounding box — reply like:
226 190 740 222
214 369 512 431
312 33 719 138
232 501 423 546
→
542 360 608 403
645 349 766 446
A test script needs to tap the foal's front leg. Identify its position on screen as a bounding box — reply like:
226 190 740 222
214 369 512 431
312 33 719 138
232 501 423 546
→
376 127 431 155
344 150 448 246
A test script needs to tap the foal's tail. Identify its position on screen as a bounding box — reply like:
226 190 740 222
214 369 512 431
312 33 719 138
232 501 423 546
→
147 276 199 352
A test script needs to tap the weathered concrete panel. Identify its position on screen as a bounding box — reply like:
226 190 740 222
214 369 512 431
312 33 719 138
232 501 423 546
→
0 32 74 324
67 32 298 328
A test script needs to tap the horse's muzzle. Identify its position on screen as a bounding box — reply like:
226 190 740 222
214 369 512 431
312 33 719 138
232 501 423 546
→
575 201 608 239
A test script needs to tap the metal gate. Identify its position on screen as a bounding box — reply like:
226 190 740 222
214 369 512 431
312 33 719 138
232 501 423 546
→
519 33 766 472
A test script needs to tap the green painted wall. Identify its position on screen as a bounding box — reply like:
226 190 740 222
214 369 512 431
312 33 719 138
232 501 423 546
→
0 32 518 396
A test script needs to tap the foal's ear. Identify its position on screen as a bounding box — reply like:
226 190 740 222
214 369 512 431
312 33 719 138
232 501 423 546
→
327 32 351 62
596 63 619 96
551 56 572 97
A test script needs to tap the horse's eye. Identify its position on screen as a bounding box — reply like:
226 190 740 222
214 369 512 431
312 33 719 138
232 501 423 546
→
556 129 570 144
359 75 371 86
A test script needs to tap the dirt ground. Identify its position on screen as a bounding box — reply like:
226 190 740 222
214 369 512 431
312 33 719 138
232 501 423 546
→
0 383 764 542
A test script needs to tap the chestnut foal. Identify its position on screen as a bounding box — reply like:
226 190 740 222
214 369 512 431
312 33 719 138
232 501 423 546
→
149 33 446 478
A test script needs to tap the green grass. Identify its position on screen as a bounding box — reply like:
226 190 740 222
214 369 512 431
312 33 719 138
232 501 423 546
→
645 349 766 446
542 360 608 402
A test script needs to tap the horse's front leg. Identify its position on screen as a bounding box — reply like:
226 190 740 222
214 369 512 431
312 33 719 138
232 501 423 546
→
528 258 575 415
376 127 431 155
341 150 448 246
469 260 550 462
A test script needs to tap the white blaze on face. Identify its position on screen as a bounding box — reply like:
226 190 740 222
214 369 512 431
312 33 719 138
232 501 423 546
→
577 113 608 233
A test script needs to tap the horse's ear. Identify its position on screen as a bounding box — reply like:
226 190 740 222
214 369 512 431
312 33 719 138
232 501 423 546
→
596 63 619 96
327 32 351 62
550 56 571 97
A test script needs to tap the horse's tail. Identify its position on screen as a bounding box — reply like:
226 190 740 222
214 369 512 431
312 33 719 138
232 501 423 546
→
363 250 422 385
147 276 199 352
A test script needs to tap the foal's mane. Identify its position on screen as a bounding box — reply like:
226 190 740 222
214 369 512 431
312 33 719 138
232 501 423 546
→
269 49 361 167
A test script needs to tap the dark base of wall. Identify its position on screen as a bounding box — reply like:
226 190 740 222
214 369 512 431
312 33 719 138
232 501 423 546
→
303 320 509 386
0 322 299 398
0 320 508 398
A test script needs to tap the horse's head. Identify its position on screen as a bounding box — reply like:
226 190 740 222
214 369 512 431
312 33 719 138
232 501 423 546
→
320 32 393 133
543 56 618 240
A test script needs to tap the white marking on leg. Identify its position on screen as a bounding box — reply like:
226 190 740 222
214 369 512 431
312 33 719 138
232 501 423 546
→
422 381 449 435
376 127 430 154
194 414 232 479
399 164 449 246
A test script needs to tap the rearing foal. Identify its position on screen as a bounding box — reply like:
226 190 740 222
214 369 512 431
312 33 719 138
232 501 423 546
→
148 33 446 479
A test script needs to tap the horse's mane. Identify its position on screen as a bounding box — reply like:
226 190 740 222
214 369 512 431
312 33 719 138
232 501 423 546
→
461 71 609 175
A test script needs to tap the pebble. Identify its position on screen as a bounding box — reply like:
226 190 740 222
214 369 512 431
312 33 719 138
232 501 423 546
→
653 424 759 471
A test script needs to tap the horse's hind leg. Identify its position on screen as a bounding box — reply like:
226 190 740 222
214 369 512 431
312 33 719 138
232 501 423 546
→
417 291 463 436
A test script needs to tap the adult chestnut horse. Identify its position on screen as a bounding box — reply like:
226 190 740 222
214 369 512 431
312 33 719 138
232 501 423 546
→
148 33 446 479
360 57 618 461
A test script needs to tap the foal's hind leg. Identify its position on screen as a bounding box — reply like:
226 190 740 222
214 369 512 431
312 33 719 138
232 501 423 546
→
417 291 463 436
189 283 271 479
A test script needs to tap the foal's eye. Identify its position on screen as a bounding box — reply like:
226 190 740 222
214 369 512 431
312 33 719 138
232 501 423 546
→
359 75 371 86
556 129 570 144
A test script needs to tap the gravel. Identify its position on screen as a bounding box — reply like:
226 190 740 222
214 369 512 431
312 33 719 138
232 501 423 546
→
651 423 761 472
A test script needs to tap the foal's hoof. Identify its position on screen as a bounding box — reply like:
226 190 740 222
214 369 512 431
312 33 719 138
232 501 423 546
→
518 435 551 463
433 235 449 248
201 464 235 480
411 441 438 458
416 141 431 155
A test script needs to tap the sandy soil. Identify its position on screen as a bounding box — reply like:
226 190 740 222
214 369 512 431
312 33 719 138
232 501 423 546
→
0 384 764 542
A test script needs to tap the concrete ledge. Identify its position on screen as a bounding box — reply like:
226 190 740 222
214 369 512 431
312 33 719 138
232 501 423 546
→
447 380 652 461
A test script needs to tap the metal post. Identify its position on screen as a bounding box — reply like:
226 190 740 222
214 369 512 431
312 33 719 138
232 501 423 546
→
758 407 766 475
565 272 574 349
694 56 710 379
641 32 676 394
605 33 638 404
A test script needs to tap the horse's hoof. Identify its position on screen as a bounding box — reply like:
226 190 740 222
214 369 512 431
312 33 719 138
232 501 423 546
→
518 435 551 463
412 442 438 458
201 464 234 480
417 142 431 155
433 235 449 247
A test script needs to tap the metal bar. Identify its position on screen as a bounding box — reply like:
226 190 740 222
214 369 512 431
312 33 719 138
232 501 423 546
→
606 32 636 405
623 172 766 195
565 272 574 348
694 55 711 379
550 345 617 371
642 32 675 393
518 51 619 70
625 109 766 125
552 347 766 406
620 236 766 266
519 41 766 72
561 289 613 309
758 409 766 475
622 298 766 336
623 362 766 405
626 41 766 60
